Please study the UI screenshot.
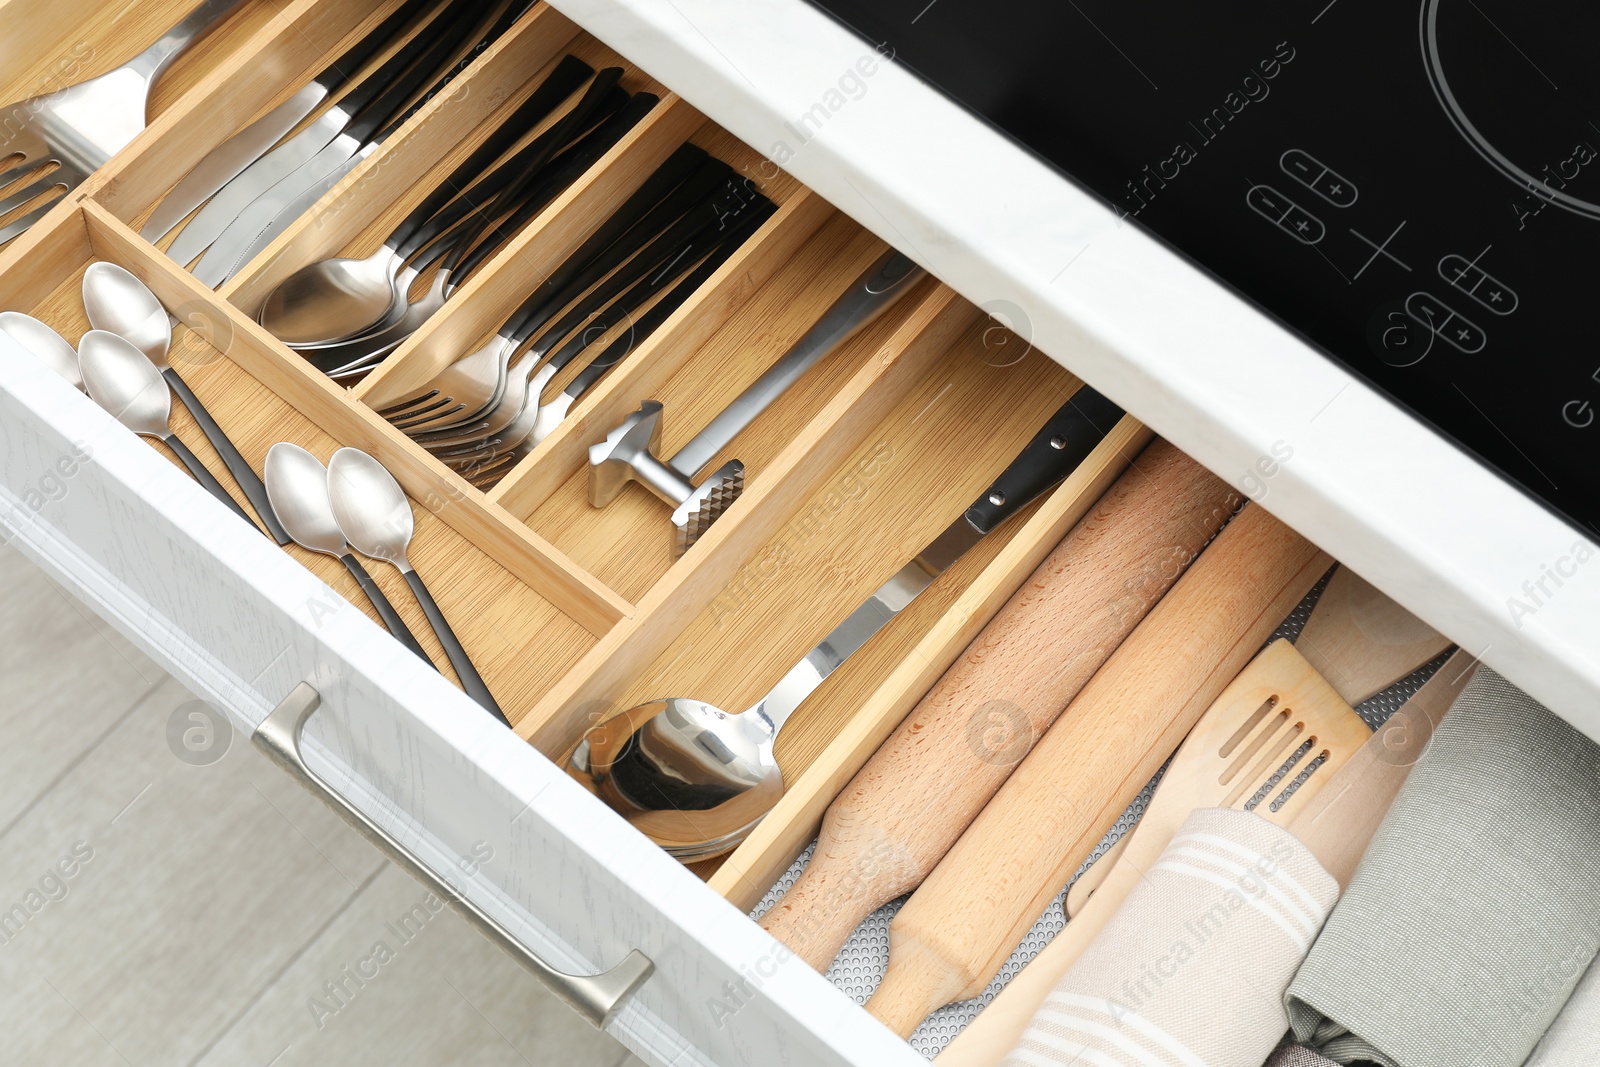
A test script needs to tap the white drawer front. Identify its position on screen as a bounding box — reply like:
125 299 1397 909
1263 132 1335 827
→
0 340 924 1067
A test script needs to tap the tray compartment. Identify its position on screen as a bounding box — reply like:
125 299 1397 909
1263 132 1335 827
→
0 200 626 723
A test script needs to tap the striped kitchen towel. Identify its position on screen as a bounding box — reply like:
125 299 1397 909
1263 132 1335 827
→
1002 806 1339 1067
1523 952 1600 1067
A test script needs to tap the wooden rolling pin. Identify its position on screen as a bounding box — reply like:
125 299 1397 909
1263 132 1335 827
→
760 440 1241 969
865 500 1332 1037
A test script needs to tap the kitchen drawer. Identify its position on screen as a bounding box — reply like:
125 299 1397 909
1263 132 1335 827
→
0 2 1591 1066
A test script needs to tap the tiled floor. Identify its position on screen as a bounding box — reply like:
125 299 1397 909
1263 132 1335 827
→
0 544 645 1067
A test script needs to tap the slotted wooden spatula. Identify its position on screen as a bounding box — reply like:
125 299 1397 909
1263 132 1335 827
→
934 594 1457 1067
1063 564 1449 916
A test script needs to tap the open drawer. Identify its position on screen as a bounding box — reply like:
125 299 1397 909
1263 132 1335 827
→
0 0 1540 1065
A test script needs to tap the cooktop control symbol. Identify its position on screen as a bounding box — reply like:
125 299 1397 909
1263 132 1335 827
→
1247 185 1325 244
1280 149 1358 207
1405 291 1486 354
1563 400 1594 429
1438 254 1518 316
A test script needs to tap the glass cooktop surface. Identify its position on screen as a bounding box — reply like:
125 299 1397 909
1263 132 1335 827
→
806 0 1600 538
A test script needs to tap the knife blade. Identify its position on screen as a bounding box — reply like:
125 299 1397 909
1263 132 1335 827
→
143 83 326 244
192 0 511 286
191 132 371 286
166 0 472 268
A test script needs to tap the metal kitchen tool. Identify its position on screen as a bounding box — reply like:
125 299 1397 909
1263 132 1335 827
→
325 447 509 727
0 0 248 244
588 248 924 557
77 329 257 528
937 647 1479 1067
163 0 465 266
81 261 293 544
0 312 83 388
569 389 1125 860
140 0 439 243
264 442 431 664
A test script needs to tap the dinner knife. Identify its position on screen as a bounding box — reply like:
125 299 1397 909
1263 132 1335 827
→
142 0 437 243
193 0 524 286
165 0 462 267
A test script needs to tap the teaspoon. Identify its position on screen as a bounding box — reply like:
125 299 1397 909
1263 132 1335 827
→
325 447 509 726
264 443 433 665
0 312 83 388
81 261 292 544
78 330 257 529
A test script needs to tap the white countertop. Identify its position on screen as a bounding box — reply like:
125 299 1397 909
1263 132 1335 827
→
550 0 1600 735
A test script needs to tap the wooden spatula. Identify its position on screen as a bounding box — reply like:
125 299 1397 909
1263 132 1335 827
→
934 649 1472 1067
1063 564 1450 916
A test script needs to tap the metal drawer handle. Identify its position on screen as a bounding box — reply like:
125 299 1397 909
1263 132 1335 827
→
253 683 654 1029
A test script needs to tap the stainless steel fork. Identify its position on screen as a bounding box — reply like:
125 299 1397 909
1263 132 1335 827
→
0 0 246 243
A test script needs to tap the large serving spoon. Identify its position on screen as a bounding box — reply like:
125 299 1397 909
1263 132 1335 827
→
77 330 256 529
569 390 1126 858
264 443 432 664
325 447 509 727
0 312 83 388
81 262 292 544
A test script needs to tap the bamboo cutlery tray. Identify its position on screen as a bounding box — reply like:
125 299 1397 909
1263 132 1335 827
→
0 0 1180 995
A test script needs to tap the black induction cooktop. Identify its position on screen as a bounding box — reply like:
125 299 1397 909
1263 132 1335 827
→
806 0 1600 537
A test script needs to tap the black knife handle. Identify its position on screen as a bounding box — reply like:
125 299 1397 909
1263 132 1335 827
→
339 553 433 664
314 0 438 96
333 0 473 131
346 0 491 146
388 54 594 259
454 90 660 287
162 367 291 544
964 386 1126 534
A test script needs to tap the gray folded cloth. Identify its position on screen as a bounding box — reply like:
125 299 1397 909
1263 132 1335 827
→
1526 954 1600 1067
1004 807 1339 1067
1264 1047 1339 1067
1285 668 1600 1067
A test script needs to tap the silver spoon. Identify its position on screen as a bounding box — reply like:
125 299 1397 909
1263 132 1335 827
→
568 389 1125 858
81 262 292 545
324 447 509 727
264 443 433 665
78 330 258 529
0 312 83 388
